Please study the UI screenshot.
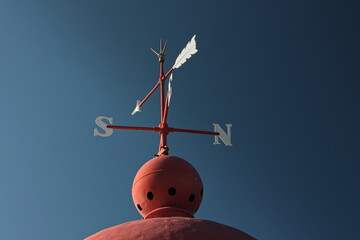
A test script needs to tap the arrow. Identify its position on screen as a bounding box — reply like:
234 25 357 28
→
131 35 198 115
131 100 141 115
131 81 160 115
172 35 198 69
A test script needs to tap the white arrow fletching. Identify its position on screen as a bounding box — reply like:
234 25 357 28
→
168 74 173 106
131 100 141 115
172 35 198 69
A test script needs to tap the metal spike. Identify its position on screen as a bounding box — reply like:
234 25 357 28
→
150 48 159 56
160 39 162 53
162 40 168 54
152 39 166 62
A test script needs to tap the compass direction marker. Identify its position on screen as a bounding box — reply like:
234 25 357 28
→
94 116 113 137
213 124 233 146
94 35 232 155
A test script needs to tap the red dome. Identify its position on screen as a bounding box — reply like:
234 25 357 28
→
132 155 203 219
84 217 255 240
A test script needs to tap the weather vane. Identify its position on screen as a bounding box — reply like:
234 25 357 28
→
88 36 256 240
94 35 233 156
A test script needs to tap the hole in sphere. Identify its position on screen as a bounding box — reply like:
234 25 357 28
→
168 187 176 196
200 188 203 197
147 192 154 200
137 204 142 211
189 194 195 202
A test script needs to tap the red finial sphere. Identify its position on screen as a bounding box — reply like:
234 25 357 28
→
132 155 203 219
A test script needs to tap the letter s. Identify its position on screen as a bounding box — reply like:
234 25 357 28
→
94 116 113 137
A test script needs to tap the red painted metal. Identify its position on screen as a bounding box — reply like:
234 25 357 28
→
84 155 256 239
108 125 219 136
161 93 170 124
159 62 164 119
107 125 156 132
168 127 219 135
138 81 160 108
158 61 169 154
164 67 174 79
108 124 218 156
132 155 203 218
84 217 256 240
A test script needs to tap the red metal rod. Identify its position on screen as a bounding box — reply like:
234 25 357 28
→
164 68 174 79
108 125 219 136
162 92 170 124
138 81 160 108
159 62 167 121
159 61 167 152
160 82 165 122
107 125 158 132
169 127 219 135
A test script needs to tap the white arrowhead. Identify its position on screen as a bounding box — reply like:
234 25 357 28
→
131 100 141 115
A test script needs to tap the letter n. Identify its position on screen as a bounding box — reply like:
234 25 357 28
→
213 123 233 146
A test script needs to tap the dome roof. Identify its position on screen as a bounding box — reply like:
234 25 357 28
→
85 217 255 240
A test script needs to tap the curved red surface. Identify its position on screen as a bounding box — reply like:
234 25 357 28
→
85 155 256 239
84 217 256 240
132 155 203 218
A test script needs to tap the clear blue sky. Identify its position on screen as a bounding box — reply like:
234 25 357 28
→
1 1 359 239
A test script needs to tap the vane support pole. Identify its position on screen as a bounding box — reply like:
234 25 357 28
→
159 59 168 154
